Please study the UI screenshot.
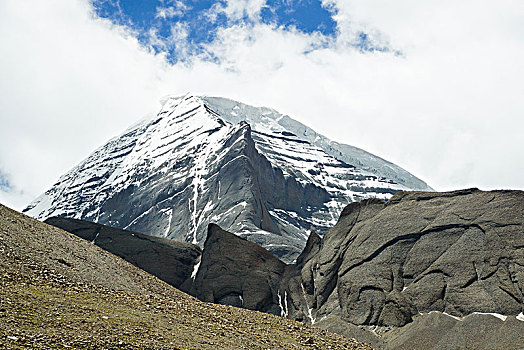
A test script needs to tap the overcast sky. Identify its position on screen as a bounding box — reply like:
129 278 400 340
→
1 0 523 211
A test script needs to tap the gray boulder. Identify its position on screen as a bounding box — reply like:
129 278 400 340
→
190 223 286 315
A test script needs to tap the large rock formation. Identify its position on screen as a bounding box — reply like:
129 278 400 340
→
190 224 286 314
284 188 524 328
187 189 524 349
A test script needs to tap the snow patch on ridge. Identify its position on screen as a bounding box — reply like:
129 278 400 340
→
191 260 201 280
426 311 518 322
300 283 315 324
278 290 289 318
471 312 508 321
161 208 173 237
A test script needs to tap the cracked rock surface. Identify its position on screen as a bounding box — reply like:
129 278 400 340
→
285 189 524 328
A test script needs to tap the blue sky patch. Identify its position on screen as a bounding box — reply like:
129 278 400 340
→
91 0 338 61
261 0 336 35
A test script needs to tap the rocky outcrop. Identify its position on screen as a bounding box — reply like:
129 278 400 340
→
280 189 524 329
190 224 286 314
44 217 201 289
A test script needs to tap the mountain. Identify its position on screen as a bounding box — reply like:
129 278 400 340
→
0 203 371 349
182 189 524 349
24 94 431 261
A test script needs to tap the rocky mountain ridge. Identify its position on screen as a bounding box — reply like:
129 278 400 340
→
44 217 201 289
24 95 430 262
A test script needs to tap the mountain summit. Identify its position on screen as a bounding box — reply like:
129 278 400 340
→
24 95 431 261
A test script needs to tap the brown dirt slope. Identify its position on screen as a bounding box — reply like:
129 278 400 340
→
44 216 201 289
0 204 371 350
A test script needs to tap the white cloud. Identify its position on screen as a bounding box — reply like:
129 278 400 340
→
1 0 523 211
319 0 524 190
155 0 190 19
225 0 267 21
0 0 171 209
168 22 192 58
155 7 179 19
206 0 267 22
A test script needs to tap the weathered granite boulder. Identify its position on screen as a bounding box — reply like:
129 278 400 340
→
45 217 201 289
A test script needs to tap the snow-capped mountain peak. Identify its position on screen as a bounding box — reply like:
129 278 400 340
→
25 94 431 261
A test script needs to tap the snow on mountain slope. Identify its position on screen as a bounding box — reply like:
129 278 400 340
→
201 96 432 191
25 95 431 262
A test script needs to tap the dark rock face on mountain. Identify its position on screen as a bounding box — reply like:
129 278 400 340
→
287 188 524 328
45 217 201 289
25 95 429 263
185 189 523 349
190 224 286 314
276 188 524 348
